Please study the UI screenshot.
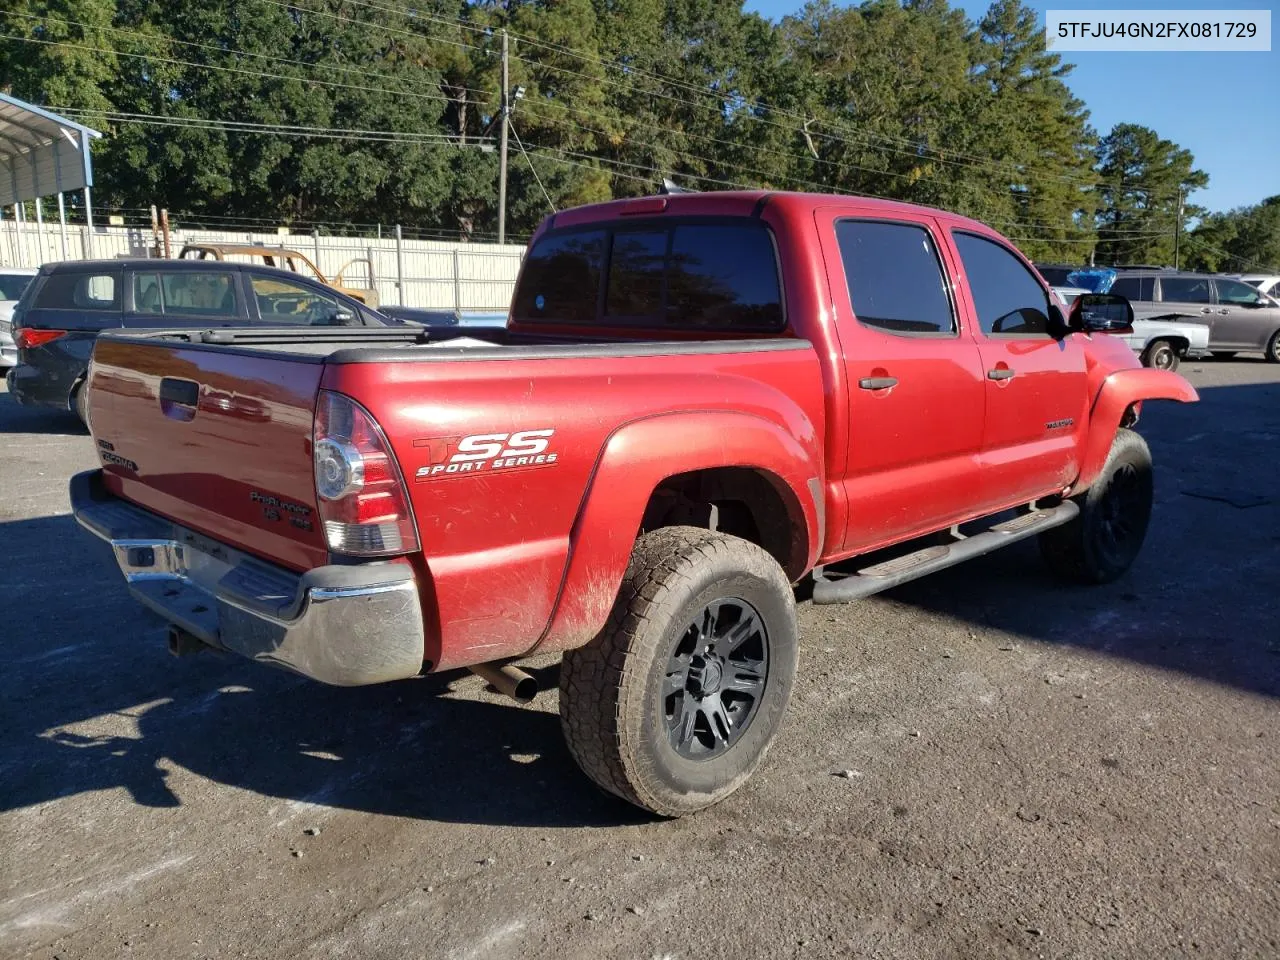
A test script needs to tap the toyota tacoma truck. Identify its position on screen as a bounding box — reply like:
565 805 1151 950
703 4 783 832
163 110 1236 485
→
70 190 1198 817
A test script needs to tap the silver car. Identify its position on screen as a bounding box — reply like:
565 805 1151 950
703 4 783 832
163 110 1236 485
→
0 268 38 368
1108 270 1280 362
1052 285 1209 371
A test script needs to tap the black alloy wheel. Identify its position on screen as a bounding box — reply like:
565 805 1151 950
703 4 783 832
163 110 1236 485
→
664 598 769 761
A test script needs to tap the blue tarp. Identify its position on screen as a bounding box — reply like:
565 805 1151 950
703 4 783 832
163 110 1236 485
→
1064 267 1117 293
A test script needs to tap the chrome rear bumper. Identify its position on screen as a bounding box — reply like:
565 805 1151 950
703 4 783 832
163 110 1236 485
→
69 470 426 686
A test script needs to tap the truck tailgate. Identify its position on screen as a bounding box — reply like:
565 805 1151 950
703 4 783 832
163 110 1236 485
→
87 336 329 571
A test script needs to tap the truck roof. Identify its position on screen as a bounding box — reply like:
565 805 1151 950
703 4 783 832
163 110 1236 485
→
539 189 996 236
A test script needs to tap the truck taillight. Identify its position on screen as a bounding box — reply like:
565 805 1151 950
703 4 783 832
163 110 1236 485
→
313 390 419 557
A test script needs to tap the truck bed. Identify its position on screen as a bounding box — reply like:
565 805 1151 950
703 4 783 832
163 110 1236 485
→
102 326 807 363
85 325 824 670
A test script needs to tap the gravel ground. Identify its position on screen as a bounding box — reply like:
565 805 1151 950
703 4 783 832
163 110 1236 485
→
1 359 1277 960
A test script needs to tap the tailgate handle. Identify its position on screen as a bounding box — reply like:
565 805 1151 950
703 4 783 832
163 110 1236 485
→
159 377 199 421
160 377 199 406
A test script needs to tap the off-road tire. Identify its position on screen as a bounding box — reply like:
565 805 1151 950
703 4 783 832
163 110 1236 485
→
1039 428 1153 584
1141 339 1178 371
559 526 798 818
1265 330 1280 364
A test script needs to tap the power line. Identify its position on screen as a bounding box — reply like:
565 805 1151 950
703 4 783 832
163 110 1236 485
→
1 32 459 110
248 0 1106 193
54 108 493 147
508 118 556 214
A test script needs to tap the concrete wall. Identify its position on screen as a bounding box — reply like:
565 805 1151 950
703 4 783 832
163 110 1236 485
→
0 220 526 312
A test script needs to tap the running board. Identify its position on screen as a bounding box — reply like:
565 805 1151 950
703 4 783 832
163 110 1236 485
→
811 501 1080 605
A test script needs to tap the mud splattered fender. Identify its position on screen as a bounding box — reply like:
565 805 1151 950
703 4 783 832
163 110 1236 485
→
1072 367 1199 494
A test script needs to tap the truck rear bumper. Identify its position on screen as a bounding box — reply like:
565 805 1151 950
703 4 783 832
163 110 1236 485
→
70 469 426 686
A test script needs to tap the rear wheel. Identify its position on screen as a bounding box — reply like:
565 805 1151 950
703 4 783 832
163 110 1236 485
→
1039 428 1153 585
559 526 798 817
1141 339 1178 371
72 381 89 428
1265 330 1280 364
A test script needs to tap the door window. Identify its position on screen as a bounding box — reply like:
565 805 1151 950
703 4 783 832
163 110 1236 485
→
1159 277 1210 304
834 220 954 335
132 273 164 314
953 233 1051 336
1215 278 1265 305
130 271 238 316
1110 276 1154 302
250 274 346 324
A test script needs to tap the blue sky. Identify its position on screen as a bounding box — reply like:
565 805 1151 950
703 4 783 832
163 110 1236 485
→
741 0 1280 215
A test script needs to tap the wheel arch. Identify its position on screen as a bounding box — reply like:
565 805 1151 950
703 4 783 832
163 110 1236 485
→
530 410 823 656
1072 368 1198 493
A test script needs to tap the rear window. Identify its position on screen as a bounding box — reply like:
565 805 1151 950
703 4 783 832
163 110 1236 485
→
513 219 783 331
34 272 120 312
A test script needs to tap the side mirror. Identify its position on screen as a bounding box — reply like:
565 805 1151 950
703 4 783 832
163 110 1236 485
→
1069 293 1134 334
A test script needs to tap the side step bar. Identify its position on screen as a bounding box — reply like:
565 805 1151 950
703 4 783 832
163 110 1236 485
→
811 501 1080 605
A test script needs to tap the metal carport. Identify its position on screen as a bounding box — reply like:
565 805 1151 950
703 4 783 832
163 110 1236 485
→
0 93 102 260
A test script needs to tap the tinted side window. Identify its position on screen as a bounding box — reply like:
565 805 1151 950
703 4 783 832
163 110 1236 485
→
666 224 783 330
34 272 120 311
954 233 1051 336
1215 278 1263 304
1159 277 1210 304
512 229 605 325
952 232 1049 337
835 220 954 335
1110 276 1153 302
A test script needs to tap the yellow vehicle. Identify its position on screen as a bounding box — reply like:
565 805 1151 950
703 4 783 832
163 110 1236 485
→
177 243 380 307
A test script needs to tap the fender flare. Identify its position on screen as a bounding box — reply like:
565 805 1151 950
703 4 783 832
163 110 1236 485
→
530 410 823 655
1073 367 1198 493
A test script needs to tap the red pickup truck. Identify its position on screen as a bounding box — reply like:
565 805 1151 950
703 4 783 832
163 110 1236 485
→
71 190 1197 817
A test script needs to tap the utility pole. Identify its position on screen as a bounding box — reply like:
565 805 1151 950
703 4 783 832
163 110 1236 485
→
1174 186 1183 270
498 28 509 245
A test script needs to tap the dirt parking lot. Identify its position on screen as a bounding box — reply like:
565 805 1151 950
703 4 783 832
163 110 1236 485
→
1 360 1277 960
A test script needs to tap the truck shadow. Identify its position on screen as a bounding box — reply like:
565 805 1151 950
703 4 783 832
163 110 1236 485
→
819 377 1280 701
0 515 643 827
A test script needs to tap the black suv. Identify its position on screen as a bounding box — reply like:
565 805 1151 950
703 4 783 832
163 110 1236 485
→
6 259 408 423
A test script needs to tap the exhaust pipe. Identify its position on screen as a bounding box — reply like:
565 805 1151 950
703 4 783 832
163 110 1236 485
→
167 625 209 657
469 661 538 704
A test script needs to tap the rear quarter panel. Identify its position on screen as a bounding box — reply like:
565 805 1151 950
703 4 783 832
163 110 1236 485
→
324 343 824 671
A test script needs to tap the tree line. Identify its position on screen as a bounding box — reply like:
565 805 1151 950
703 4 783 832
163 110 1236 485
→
1 0 1275 269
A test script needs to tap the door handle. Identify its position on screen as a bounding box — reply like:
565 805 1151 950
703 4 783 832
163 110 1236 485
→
987 368 1015 381
858 376 898 390
1217 308 1229 315
1200 307 1213 314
